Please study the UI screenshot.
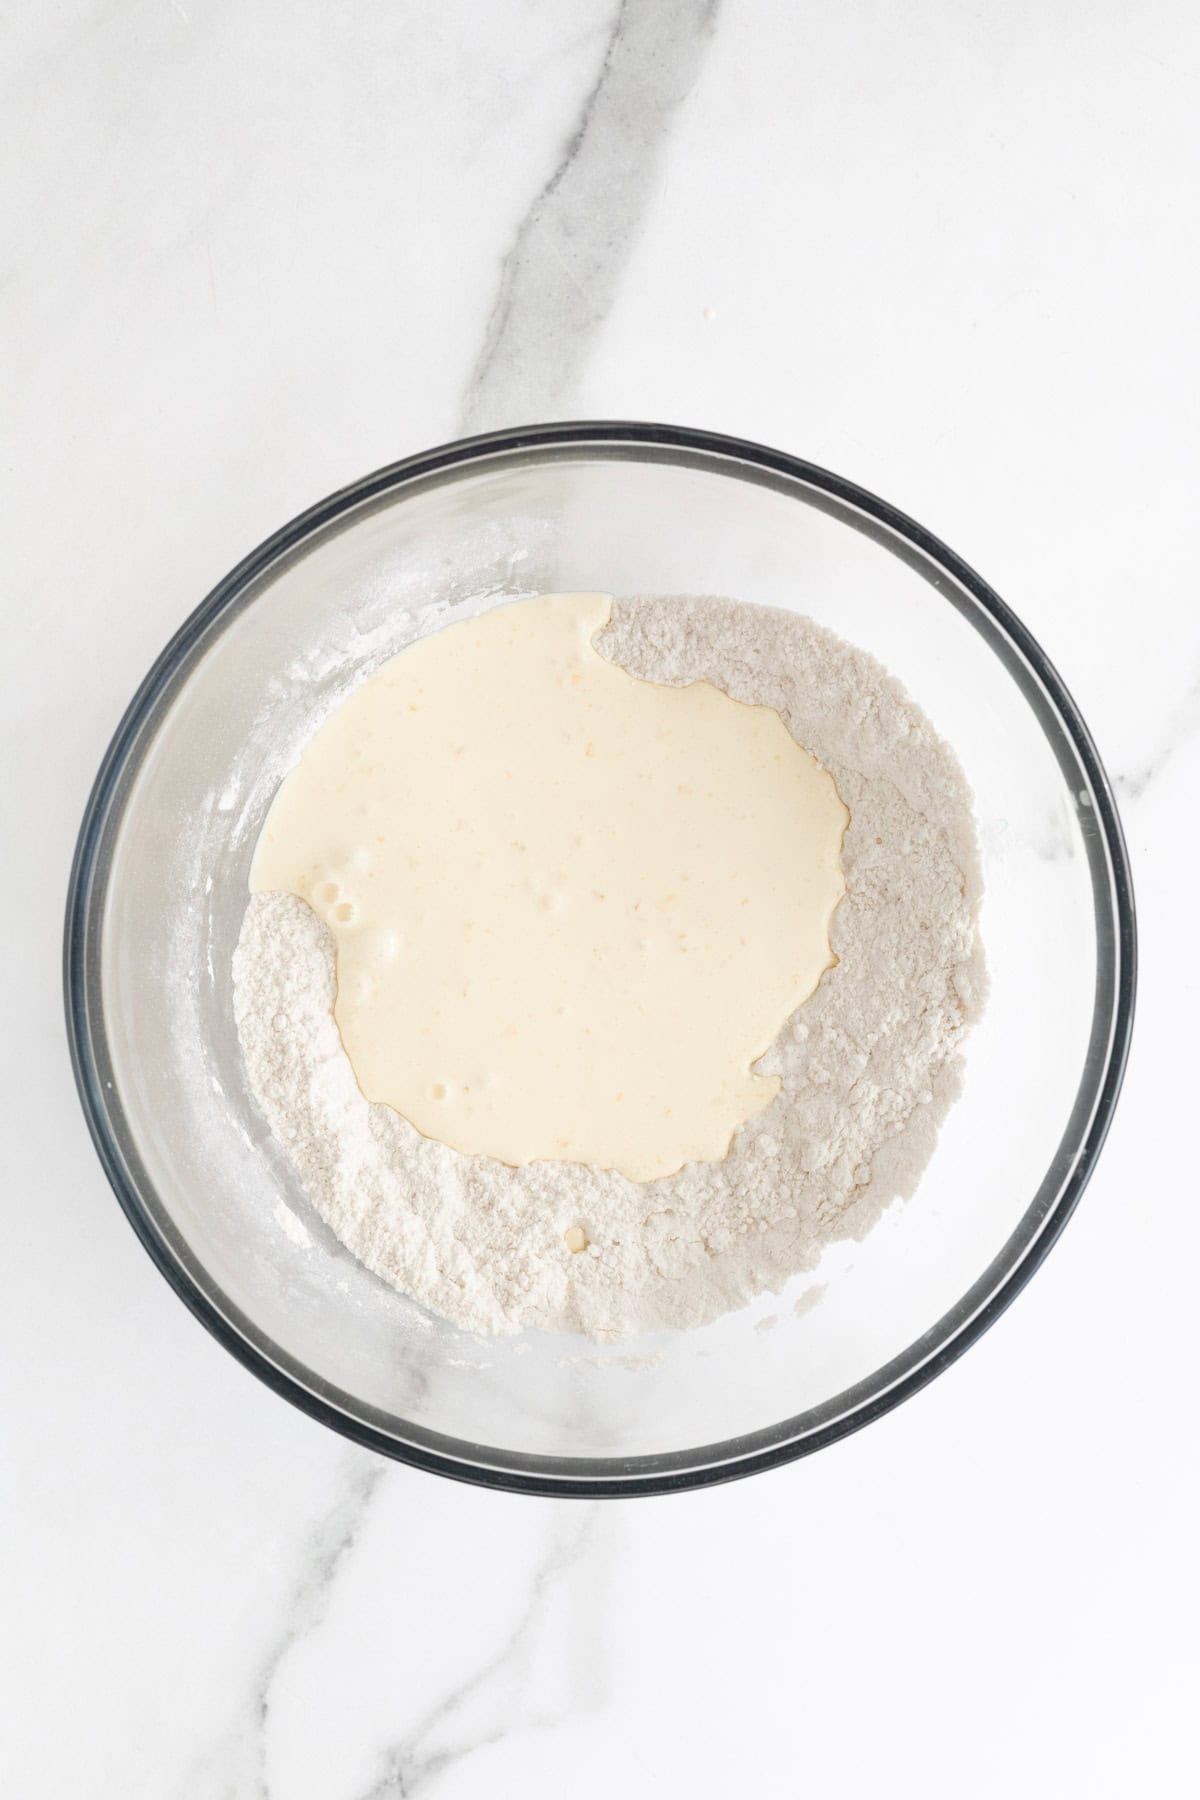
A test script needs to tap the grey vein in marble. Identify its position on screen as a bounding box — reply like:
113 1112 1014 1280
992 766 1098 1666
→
1114 655 1200 800
351 1507 602 1799
462 0 720 432
186 1457 387 1799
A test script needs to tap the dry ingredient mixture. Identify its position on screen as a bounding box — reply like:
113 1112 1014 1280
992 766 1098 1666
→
234 595 985 1340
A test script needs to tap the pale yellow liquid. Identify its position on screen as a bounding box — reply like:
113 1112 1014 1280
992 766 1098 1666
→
251 594 847 1181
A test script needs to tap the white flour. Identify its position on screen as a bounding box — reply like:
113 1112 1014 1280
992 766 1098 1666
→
233 596 985 1340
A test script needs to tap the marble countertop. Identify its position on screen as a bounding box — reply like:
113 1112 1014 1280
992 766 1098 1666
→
4 3 1197 1794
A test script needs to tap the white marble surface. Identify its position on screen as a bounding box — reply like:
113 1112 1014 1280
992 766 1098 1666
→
4 3 1198 1794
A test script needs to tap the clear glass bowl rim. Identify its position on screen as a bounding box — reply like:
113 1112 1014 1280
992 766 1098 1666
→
63 420 1137 1497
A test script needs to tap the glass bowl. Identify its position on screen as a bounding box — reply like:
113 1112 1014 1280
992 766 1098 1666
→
64 423 1136 1495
